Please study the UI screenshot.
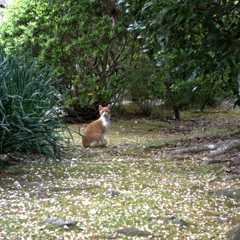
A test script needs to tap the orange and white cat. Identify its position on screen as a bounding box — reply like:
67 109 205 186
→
82 104 111 148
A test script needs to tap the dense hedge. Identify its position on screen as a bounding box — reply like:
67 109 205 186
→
0 0 132 118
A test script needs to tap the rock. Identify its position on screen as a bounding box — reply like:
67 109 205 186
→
116 227 151 237
167 216 189 228
214 189 240 201
106 187 120 197
43 217 77 227
227 224 240 240
57 237 64 240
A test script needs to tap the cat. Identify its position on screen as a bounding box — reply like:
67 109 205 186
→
81 104 111 148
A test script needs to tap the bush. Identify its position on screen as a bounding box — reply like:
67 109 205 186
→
124 56 164 115
0 51 63 157
0 0 133 119
191 72 233 111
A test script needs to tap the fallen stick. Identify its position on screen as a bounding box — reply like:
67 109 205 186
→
171 144 217 155
208 139 240 157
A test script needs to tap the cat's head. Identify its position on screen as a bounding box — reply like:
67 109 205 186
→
99 104 111 119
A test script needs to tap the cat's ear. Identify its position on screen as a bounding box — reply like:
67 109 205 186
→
99 105 103 111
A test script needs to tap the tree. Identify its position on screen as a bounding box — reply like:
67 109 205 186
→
125 0 240 119
131 0 240 156
0 0 136 120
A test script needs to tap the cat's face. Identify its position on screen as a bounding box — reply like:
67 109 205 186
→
99 104 111 120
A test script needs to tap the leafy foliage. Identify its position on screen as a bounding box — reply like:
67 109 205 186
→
0 50 63 157
0 0 134 116
136 0 240 72
125 0 240 118
124 55 164 115
1 0 239 120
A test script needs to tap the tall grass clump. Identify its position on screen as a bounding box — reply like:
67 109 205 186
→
0 51 64 158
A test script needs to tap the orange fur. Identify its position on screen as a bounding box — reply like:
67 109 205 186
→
82 105 111 148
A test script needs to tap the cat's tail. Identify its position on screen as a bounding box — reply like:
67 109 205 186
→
79 127 85 137
70 127 85 137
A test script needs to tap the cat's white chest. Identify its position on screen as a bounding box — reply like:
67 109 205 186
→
100 115 111 128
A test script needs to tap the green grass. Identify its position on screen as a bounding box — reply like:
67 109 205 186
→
0 111 240 239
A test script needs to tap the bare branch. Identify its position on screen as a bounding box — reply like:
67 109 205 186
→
208 139 240 157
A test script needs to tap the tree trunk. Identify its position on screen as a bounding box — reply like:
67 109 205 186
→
233 71 240 108
164 79 181 120
208 139 240 157
238 71 240 98
200 99 208 112
173 106 180 121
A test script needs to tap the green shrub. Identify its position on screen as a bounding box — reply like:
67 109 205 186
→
0 51 63 157
0 0 132 117
191 72 233 111
123 56 164 115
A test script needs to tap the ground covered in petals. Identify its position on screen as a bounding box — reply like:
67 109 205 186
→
0 110 240 239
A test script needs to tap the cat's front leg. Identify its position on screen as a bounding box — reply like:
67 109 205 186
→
95 137 107 147
100 137 108 147
89 138 107 148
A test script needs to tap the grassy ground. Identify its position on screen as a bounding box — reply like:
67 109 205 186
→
0 110 240 239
